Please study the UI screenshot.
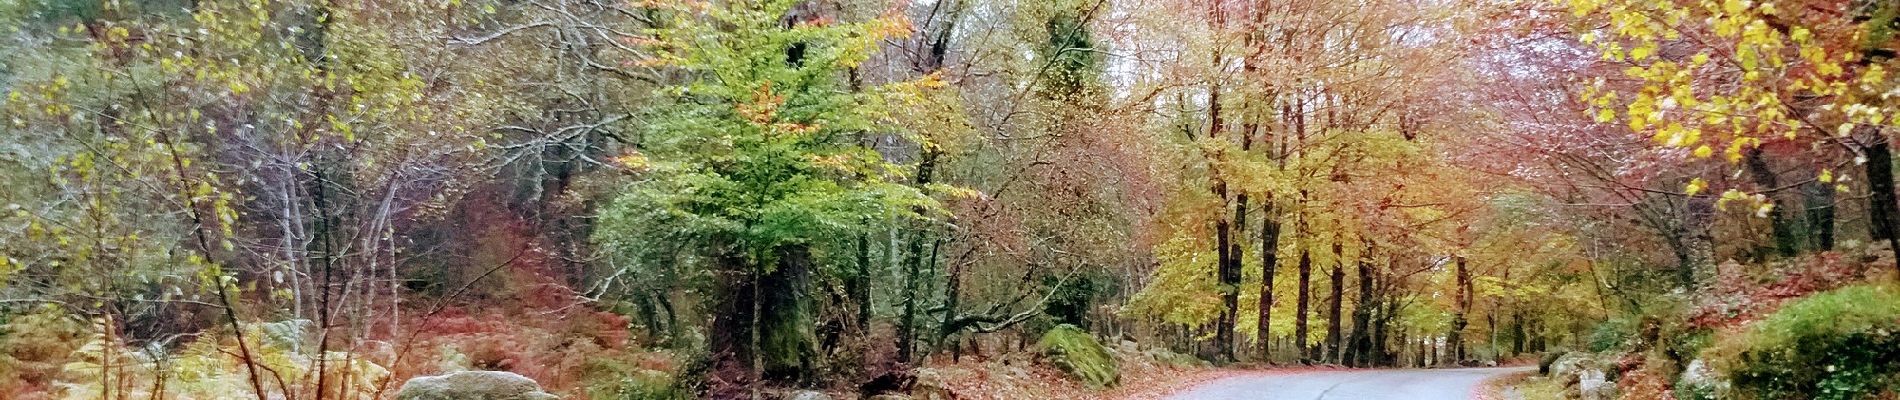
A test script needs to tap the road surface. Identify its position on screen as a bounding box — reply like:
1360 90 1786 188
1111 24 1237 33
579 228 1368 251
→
1165 367 1531 400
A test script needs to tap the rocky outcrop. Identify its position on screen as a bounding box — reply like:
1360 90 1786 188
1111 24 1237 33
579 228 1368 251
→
394 370 558 400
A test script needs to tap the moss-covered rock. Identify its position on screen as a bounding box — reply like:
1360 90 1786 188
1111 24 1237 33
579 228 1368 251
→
1035 324 1119 389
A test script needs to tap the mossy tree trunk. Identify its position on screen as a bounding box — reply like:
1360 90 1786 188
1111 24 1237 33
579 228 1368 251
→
896 150 937 363
759 245 818 383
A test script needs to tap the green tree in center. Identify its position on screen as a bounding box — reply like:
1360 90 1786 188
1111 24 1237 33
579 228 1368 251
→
596 0 939 390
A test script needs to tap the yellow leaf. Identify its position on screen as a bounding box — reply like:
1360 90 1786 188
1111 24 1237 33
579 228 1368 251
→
1631 45 1654 61
1686 178 1707 195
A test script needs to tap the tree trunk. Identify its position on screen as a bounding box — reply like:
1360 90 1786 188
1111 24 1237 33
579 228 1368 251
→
1676 194 1716 288
657 289 679 345
1529 318 1546 352
936 239 966 352
708 251 758 396
897 150 939 363
1377 263 1401 366
1206 0 1238 362
1448 256 1470 364
1347 242 1374 367
1803 177 1836 251
1509 310 1526 357
853 234 872 333
1325 240 1344 363
636 291 664 345
1223 193 1245 363
1863 134 1900 275
1257 201 1280 362
759 246 817 383
1214 216 1235 361
1295 237 1312 362
1744 147 1800 257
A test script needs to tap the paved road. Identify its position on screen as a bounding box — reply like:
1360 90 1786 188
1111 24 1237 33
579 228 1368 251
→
1165 367 1532 400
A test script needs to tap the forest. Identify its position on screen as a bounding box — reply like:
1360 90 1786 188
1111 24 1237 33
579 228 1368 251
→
1 0 1898 399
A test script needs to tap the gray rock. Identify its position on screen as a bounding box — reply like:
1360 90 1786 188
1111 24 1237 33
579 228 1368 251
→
1579 368 1613 400
1546 352 1589 378
1676 358 1728 400
395 370 559 400
786 390 832 400
1546 351 1612 399
866 395 913 400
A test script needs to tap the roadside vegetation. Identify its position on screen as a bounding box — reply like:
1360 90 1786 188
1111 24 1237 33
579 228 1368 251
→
3 0 1900 399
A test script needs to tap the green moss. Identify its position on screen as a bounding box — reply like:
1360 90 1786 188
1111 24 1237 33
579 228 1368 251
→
581 358 688 400
1140 347 1207 368
1711 284 1900 400
1863 2 1899 53
1035 324 1119 389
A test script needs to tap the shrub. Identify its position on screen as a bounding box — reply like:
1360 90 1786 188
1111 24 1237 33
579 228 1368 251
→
1588 317 1635 352
579 353 688 400
1034 324 1118 389
1709 284 1900 400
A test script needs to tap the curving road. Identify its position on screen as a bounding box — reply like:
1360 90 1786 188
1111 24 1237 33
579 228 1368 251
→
1165 367 1531 400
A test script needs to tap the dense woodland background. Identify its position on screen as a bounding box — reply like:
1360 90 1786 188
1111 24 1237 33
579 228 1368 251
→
2 0 1900 399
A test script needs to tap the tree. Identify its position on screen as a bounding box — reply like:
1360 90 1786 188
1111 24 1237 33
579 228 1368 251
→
594 0 936 390
1563 0 1900 270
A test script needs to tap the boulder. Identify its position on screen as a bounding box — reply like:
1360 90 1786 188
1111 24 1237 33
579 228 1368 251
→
910 369 955 400
394 371 558 400
1547 351 1610 398
1035 324 1120 388
1537 351 1566 375
1675 358 1728 400
786 390 832 400
1547 352 1600 379
1578 368 1615 400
